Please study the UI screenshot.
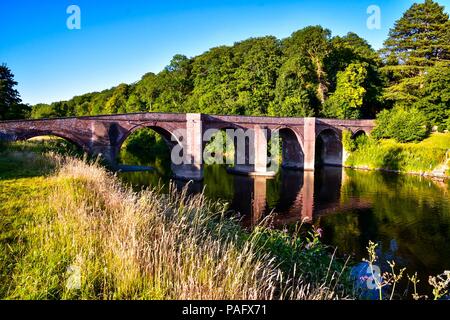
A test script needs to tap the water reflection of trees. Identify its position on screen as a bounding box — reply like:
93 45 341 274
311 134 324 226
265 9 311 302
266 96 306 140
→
320 169 450 289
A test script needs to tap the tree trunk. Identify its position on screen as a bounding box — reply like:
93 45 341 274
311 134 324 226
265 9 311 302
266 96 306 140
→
315 58 327 104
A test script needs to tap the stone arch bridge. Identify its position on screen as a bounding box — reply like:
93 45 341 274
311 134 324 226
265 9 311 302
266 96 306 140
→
0 113 374 180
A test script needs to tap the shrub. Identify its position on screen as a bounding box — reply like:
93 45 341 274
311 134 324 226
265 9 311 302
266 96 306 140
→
371 109 391 140
437 124 447 133
342 129 356 152
372 107 430 143
446 118 450 132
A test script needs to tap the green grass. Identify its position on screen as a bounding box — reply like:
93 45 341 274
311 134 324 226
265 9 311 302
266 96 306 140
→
345 133 450 175
0 151 57 298
0 138 82 157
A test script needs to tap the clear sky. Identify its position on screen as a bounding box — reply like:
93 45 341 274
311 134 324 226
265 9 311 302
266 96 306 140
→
1 0 449 105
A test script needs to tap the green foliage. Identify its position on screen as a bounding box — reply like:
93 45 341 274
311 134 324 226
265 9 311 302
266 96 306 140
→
203 130 235 165
187 37 282 116
17 2 449 127
414 64 450 126
122 128 168 157
284 26 332 104
345 133 450 173
0 138 83 160
326 32 384 117
250 225 350 285
31 102 72 119
381 0 450 106
268 54 317 117
342 129 356 152
27 26 381 120
104 84 129 114
372 107 430 142
389 108 430 143
324 63 369 119
446 117 450 131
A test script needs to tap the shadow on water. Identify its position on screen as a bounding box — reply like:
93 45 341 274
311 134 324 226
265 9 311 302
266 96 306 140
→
119 150 450 293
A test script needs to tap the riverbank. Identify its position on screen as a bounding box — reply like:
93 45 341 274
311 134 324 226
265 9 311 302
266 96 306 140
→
345 133 450 179
0 145 352 300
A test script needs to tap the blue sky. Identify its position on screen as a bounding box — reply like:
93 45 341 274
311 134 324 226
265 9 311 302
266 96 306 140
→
1 0 449 105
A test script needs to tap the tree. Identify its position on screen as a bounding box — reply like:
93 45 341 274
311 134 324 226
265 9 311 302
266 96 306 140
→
324 62 368 119
414 63 450 126
133 72 159 112
0 64 24 120
381 0 450 106
326 32 384 117
283 26 332 104
152 55 193 113
187 46 238 114
268 55 317 117
125 92 145 113
31 103 58 119
26 25 395 121
105 84 129 114
232 37 282 115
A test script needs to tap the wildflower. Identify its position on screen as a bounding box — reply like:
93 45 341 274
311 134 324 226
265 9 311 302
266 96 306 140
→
315 228 323 238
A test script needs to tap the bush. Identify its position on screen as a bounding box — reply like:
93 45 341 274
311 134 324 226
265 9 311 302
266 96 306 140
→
437 124 446 133
342 129 355 152
445 118 450 132
372 107 430 143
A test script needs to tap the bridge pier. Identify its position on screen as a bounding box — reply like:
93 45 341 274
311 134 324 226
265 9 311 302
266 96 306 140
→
303 118 316 171
228 125 276 177
171 113 204 181
90 145 118 166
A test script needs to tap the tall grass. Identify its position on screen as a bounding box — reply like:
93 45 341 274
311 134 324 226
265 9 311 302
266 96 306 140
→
1 152 351 300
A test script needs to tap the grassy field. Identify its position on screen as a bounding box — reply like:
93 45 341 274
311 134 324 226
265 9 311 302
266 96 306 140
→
345 133 450 176
0 143 352 300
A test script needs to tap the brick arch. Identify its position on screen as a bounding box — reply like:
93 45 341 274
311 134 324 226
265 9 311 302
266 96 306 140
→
116 122 183 152
202 122 246 133
17 130 88 152
351 129 368 138
316 126 342 140
316 128 343 167
271 126 305 170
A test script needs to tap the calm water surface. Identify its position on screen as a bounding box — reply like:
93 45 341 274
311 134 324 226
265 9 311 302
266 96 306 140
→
119 151 450 291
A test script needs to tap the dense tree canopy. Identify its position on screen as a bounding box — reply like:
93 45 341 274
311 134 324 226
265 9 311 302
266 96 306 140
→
324 62 369 119
381 0 450 106
414 63 450 126
283 26 332 104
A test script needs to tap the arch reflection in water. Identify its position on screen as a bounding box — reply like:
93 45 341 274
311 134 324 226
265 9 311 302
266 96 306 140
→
189 167 318 227
120 163 328 227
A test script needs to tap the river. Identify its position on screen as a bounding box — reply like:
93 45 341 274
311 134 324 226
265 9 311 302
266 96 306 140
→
119 151 450 295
